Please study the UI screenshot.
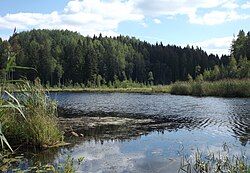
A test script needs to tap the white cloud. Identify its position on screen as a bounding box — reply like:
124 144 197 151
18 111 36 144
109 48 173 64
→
135 0 249 25
141 22 148 27
221 0 239 9
134 0 228 17
241 1 250 9
189 10 250 25
0 0 249 39
191 36 233 55
61 141 145 172
153 18 161 24
0 0 144 37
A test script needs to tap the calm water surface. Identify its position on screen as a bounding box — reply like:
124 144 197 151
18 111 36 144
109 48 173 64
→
48 93 250 173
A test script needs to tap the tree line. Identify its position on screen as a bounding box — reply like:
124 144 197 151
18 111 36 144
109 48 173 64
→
1 29 249 86
193 30 250 82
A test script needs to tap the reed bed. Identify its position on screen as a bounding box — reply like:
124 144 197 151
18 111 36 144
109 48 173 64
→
171 79 250 97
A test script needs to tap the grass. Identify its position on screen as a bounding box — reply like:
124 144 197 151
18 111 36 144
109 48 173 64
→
179 145 250 173
0 80 63 150
171 79 250 97
47 85 172 93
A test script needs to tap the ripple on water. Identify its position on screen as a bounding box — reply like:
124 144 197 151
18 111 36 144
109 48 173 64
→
47 93 250 172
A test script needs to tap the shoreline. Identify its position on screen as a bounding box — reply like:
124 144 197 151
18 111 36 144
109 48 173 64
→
47 86 171 93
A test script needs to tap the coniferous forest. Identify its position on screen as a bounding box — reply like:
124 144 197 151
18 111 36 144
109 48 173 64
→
1 29 249 86
0 29 227 86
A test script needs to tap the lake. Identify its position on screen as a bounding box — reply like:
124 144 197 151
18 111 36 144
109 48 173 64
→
41 92 249 172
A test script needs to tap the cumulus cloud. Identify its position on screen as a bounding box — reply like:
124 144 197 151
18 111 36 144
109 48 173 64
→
135 0 228 17
241 1 250 9
0 0 249 38
153 18 161 24
221 0 239 9
61 141 145 172
191 36 233 55
0 0 144 37
189 10 250 25
134 0 249 25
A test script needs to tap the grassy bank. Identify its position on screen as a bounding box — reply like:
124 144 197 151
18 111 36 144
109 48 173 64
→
170 79 250 97
47 85 172 93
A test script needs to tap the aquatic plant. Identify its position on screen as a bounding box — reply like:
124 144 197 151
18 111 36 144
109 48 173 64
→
179 145 250 173
171 79 250 97
1 80 63 147
0 154 84 173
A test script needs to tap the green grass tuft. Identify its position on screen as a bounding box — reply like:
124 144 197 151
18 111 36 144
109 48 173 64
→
0 80 63 149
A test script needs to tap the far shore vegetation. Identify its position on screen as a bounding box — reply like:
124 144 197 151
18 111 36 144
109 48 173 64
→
171 56 250 97
46 54 250 97
1 29 249 97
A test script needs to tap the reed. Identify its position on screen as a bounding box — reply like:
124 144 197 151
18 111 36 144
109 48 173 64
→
171 79 250 97
179 145 250 173
0 80 63 149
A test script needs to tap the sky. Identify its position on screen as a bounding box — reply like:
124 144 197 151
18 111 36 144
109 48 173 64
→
0 0 250 56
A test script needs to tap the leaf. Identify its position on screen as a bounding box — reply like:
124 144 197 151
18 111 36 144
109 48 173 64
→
11 66 38 73
4 91 26 120
0 123 13 152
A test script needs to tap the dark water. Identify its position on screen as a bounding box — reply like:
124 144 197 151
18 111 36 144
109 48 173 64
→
45 92 250 172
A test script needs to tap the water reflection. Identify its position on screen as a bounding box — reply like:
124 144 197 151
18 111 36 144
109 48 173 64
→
45 93 250 172
51 93 250 145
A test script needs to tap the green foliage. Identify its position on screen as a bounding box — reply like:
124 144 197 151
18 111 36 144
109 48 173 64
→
2 29 223 86
187 74 193 82
195 65 201 77
231 30 250 61
195 74 203 82
170 82 192 95
201 57 250 81
148 71 154 85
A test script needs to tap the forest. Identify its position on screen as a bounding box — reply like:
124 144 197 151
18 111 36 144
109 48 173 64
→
0 29 249 86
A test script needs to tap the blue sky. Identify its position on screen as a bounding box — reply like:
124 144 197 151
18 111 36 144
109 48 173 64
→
0 0 250 55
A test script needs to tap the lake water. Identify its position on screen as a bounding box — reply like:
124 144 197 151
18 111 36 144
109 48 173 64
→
45 92 250 172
